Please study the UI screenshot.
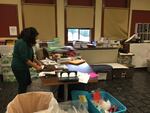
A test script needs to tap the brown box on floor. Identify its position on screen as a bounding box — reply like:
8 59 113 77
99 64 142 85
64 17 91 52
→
113 69 127 78
113 68 133 79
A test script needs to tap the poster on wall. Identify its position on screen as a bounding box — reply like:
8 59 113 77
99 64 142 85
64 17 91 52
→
9 26 17 36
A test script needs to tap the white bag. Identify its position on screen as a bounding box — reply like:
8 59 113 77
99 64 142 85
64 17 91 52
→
6 92 57 113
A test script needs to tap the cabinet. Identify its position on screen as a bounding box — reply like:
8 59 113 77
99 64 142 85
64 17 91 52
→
130 43 150 68
78 48 119 65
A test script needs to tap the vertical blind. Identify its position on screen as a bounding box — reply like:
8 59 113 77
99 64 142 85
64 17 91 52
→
23 4 56 41
66 6 94 28
104 8 129 39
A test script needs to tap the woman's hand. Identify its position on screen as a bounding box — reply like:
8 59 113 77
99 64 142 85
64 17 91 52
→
26 60 42 71
35 64 42 71
34 58 43 66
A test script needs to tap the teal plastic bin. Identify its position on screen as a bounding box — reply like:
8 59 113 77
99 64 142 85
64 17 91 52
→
71 90 92 100
71 90 127 113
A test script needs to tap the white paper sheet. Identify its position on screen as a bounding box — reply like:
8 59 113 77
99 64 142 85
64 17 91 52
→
39 71 56 77
40 59 57 65
77 72 90 84
9 26 17 36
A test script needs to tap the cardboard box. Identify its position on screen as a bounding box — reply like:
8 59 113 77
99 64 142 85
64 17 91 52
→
97 73 107 80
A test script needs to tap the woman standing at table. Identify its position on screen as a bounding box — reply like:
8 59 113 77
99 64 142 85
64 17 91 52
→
11 27 42 94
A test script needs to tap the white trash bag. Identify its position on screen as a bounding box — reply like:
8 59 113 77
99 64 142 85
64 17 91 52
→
6 92 60 113
6 92 88 113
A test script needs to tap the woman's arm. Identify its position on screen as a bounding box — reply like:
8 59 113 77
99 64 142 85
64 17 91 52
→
26 59 42 71
33 58 42 66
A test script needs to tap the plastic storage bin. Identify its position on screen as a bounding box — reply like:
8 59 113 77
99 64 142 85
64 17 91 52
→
71 90 92 100
71 90 127 113
59 100 89 113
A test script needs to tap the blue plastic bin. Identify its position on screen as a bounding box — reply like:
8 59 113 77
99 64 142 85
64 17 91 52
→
71 90 92 100
71 90 127 113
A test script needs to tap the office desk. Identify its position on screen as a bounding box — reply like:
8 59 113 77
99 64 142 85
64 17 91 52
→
40 62 98 100
40 76 98 101
66 62 94 73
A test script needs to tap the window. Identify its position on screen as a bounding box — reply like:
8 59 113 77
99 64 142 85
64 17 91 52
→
135 23 150 41
67 28 91 42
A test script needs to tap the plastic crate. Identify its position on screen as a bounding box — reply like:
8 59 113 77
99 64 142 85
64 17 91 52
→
71 90 92 100
71 90 127 113
59 100 89 113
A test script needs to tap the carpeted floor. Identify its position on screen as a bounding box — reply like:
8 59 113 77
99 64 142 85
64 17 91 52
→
0 69 150 113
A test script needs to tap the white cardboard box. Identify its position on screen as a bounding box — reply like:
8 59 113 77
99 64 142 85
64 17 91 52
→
98 73 107 80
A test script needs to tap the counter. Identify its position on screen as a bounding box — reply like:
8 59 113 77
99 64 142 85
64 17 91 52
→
77 47 119 65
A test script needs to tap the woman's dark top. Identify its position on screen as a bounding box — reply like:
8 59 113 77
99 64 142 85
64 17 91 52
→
11 39 34 70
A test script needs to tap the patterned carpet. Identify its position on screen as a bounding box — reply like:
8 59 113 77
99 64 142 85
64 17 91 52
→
0 69 150 113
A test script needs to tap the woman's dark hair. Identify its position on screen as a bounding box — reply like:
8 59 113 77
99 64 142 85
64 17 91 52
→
18 27 39 46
